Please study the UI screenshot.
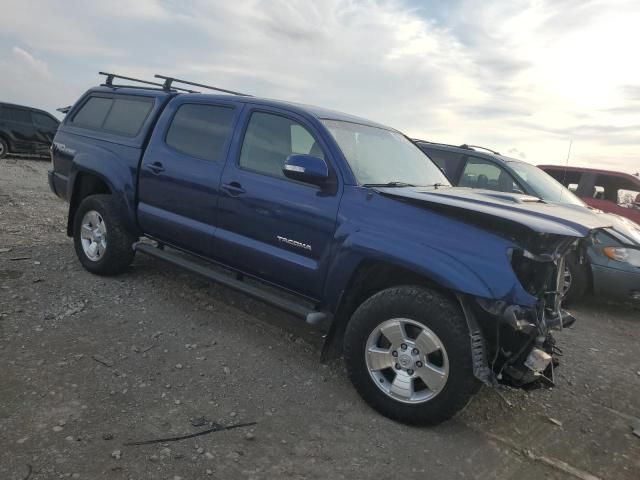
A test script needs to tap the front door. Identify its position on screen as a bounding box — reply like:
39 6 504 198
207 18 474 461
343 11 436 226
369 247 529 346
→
137 99 240 257
214 108 342 299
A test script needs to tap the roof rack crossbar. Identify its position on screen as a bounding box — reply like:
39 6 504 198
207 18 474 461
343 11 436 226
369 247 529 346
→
155 75 252 97
98 72 197 93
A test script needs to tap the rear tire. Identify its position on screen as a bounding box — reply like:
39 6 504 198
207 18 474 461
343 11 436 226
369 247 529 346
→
0 138 8 159
343 286 479 425
73 194 136 276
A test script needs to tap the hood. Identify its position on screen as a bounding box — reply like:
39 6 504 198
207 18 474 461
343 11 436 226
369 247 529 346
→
600 213 640 246
376 186 613 238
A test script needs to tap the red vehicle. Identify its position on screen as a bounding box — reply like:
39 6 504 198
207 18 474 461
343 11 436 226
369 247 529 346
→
539 166 640 225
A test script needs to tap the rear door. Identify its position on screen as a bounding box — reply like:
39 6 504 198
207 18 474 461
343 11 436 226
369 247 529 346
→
31 112 59 153
31 112 59 151
137 97 241 257
214 106 342 299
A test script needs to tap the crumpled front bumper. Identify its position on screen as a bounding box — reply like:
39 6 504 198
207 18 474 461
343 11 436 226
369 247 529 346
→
463 295 575 389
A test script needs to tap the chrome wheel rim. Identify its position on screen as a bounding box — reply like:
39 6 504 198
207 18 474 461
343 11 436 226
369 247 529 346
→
562 267 572 296
0 142 5 156
365 318 449 404
80 210 107 261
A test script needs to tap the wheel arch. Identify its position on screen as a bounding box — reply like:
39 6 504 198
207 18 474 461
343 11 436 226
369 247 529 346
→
67 171 113 236
321 258 470 361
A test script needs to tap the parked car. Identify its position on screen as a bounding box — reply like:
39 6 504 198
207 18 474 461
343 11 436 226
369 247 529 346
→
415 141 640 304
0 102 60 158
48 73 612 425
539 165 640 225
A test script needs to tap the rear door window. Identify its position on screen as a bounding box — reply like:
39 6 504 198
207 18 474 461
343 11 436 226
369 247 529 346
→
33 112 59 129
9 108 32 124
165 103 235 161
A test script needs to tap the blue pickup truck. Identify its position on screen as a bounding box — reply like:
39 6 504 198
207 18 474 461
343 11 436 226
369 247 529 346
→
48 73 610 425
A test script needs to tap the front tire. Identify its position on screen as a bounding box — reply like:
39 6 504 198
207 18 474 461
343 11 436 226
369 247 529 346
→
73 194 136 275
562 254 589 306
343 286 479 425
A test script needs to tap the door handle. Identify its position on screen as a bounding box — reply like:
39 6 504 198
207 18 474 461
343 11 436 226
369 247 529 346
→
147 161 165 174
222 181 246 196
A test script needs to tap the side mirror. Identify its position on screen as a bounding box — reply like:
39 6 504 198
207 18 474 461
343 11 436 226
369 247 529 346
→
283 154 329 187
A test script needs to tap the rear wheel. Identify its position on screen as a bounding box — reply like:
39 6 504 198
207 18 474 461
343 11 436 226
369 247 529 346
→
73 194 136 275
343 286 479 425
0 138 8 158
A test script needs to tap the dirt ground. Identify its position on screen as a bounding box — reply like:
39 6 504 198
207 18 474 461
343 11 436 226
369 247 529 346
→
1 157 639 480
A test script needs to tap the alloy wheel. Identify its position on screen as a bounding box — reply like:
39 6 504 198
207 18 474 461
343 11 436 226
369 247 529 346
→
80 210 107 261
365 318 449 404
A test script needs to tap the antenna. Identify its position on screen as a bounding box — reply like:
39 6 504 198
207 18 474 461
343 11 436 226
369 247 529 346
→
559 139 573 202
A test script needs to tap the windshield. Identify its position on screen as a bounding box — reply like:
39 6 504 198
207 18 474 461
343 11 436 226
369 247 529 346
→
322 119 450 187
508 161 586 206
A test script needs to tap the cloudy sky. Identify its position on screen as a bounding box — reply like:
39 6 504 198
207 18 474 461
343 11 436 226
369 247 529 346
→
1 0 638 173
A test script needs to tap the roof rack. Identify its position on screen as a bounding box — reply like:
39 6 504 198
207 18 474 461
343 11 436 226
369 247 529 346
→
459 144 501 155
98 72 252 97
99 72 197 93
154 75 252 97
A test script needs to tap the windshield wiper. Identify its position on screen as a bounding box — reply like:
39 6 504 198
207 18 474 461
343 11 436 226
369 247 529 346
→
422 183 447 189
362 181 417 188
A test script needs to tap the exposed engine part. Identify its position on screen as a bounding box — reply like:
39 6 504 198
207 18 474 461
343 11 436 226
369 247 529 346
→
524 348 552 375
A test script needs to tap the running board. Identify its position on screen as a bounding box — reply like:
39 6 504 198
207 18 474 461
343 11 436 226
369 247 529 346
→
134 242 328 325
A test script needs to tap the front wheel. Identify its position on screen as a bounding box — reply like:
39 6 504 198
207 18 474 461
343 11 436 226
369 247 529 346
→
562 254 589 306
73 194 136 275
343 286 479 425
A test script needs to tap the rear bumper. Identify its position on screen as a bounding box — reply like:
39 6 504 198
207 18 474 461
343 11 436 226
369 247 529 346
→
591 263 640 302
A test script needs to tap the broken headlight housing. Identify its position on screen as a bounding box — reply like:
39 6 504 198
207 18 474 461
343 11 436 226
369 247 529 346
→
603 247 640 267
508 248 559 298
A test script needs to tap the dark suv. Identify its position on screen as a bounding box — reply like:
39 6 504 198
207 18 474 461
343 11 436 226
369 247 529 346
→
0 102 60 158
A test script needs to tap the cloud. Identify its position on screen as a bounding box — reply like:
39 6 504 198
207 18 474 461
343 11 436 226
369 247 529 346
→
0 0 638 172
10 46 50 77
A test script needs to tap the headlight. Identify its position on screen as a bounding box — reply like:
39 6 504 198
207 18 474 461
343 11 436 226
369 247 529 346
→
603 247 640 267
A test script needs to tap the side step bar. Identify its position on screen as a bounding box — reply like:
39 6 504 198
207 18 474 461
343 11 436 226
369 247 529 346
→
134 243 328 325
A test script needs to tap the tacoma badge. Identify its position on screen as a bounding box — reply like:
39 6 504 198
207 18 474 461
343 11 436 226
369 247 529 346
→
277 236 312 251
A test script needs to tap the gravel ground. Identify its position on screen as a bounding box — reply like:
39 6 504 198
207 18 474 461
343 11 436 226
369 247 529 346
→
1 157 639 480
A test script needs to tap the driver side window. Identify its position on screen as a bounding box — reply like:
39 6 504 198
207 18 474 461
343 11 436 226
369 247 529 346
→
459 157 521 193
239 112 323 179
